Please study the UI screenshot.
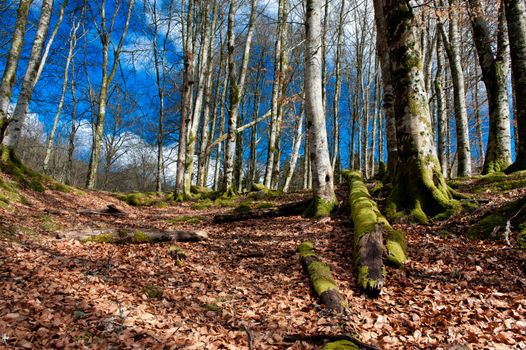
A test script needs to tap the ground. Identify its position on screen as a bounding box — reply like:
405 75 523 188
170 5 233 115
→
0 173 525 349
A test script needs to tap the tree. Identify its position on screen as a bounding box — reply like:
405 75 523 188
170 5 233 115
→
85 0 135 189
0 0 32 145
304 0 336 217
468 0 512 174
504 0 526 173
377 0 456 222
43 19 80 173
2 0 54 151
223 0 258 193
438 0 472 177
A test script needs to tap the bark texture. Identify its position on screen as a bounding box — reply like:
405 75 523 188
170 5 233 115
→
344 171 407 296
0 0 32 142
380 0 457 222
3 0 54 149
296 241 347 313
469 0 512 174
304 0 336 217
504 0 526 172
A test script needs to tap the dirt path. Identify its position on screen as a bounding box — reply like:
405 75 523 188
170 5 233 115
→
1 188 526 349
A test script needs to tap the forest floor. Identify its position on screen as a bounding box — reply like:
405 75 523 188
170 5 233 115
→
1 173 526 349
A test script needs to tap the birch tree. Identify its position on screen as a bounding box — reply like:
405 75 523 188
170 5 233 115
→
223 0 258 193
304 0 336 217
0 0 32 145
42 20 80 174
85 0 135 189
2 0 54 151
438 0 472 177
468 0 512 174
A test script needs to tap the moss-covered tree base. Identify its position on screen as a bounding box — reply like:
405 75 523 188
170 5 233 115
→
482 158 511 175
0 146 45 192
303 196 337 218
296 241 348 313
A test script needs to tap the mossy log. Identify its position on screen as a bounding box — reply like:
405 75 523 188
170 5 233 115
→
296 241 347 313
343 171 407 296
283 334 379 350
60 227 208 243
212 199 311 223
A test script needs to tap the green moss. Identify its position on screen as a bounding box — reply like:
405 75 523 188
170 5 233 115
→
307 261 338 295
409 200 429 224
303 196 337 218
518 226 526 249
214 198 237 207
462 201 480 211
132 231 152 243
233 200 252 214
142 284 163 299
386 229 407 267
255 202 273 209
191 199 213 210
251 183 267 192
166 215 205 224
468 196 526 240
0 223 18 241
296 241 315 257
191 185 212 195
323 340 360 350
48 181 71 193
168 245 187 261
81 233 115 243
39 215 61 232
357 265 385 292
204 303 221 312
0 148 45 193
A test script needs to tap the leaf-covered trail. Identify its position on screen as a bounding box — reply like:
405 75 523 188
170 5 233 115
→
1 188 526 349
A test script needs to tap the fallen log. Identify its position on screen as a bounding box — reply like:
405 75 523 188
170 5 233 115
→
212 199 311 224
59 227 207 243
296 241 347 313
343 170 407 296
77 204 126 217
283 334 380 350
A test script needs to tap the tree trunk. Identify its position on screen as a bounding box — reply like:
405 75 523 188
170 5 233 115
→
184 1 213 195
0 0 32 142
175 0 195 197
264 0 288 189
65 61 77 186
304 0 336 217
380 0 456 223
2 0 54 150
223 0 258 193
43 21 79 174
283 102 304 192
372 0 397 180
435 33 448 177
86 0 135 189
504 0 526 172
469 0 512 174
438 0 472 177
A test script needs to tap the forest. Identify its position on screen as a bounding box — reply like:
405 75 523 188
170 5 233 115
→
0 0 525 348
